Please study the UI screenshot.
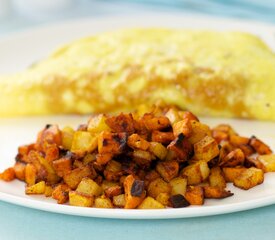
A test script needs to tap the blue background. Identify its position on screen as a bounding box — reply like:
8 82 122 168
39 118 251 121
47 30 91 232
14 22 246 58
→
1 1 275 239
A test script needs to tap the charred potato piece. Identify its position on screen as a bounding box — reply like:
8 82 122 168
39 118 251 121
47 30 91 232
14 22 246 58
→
98 131 127 155
105 113 135 134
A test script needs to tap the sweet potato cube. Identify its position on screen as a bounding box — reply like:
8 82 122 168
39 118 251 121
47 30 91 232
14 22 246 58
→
188 121 211 144
142 114 170 131
105 113 135 134
229 135 249 147
204 186 233 199
52 184 70 204
63 166 94 189
87 114 110 133
71 131 98 153
25 163 36 186
233 167 264 190
0 167 15 182
151 131 175 144
76 177 102 196
184 186 204 205
257 154 275 172
53 157 72 177
209 167 226 189
138 197 165 209
69 191 94 207
194 135 219 162
156 161 179 182
124 175 146 209
98 131 127 155
181 161 210 185
25 181 45 194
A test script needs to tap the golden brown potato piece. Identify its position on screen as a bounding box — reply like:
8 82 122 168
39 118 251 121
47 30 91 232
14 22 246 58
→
44 185 54 197
257 154 275 172
172 119 192 138
149 142 168 160
71 131 98 154
98 131 127 155
194 135 219 162
184 186 204 205
249 136 272 155
113 194 126 208
209 167 226 189
233 167 264 190
188 121 211 145
138 197 165 209
25 181 46 194
69 191 94 207
219 148 245 167
181 161 210 185
76 177 103 196
151 131 175 145
87 114 110 133
169 177 187 196
156 161 179 182
124 175 146 209
63 166 95 189
156 192 170 206
94 196 114 208
127 133 150 151
222 167 246 182
13 162 26 181
229 135 249 147
25 163 37 186
141 114 170 131
147 178 171 199
204 186 233 199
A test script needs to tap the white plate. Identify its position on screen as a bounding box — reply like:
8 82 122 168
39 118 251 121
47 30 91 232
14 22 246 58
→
1 13 275 219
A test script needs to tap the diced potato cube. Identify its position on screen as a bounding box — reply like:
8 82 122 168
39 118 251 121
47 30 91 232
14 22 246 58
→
149 142 168 160
52 157 72 177
138 197 165 209
69 191 94 207
101 180 119 191
151 131 175 145
127 134 150 151
87 114 110 133
222 167 246 182
172 119 192 137
83 153 96 165
98 131 127 155
52 184 70 204
94 196 113 208
0 167 15 182
25 181 45 194
257 154 275 172
184 186 204 205
156 161 179 182
169 177 187 196
249 136 272 155
204 186 233 199
188 121 211 144
124 175 145 209
44 185 54 197
63 166 94 189
156 192 170 206
105 113 135 134
165 108 181 125
194 136 219 162
148 178 171 199
61 126 75 150
233 167 264 190
209 167 226 189
113 194 126 208
104 186 122 198
181 161 210 185
105 160 122 172
76 177 102 196
25 163 36 186
219 148 245 167
142 115 170 131
71 131 98 153
13 162 25 181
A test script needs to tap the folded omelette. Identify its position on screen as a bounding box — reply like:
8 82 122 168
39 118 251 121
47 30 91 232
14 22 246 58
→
0 28 274 120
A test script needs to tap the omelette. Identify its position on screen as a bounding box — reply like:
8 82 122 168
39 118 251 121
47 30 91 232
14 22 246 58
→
0 28 275 120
